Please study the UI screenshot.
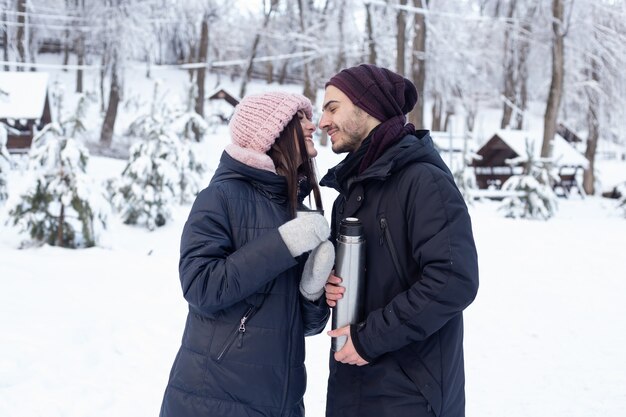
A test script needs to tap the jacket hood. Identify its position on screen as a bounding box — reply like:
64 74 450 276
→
321 130 449 192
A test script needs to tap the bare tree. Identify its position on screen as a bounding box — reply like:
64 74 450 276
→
100 49 120 146
365 3 377 64
582 56 599 195
541 0 566 158
296 0 316 103
2 1 9 71
76 0 87 93
16 0 27 70
335 0 347 72
500 0 518 128
195 13 210 119
240 0 279 98
396 0 407 75
408 0 427 128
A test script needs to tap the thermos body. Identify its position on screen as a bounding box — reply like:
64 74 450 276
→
332 218 366 352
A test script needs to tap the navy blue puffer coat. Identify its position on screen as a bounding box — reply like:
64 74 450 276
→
160 151 330 417
321 131 479 417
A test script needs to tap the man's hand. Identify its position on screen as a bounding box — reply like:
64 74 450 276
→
328 325 369 366
325 272 345 307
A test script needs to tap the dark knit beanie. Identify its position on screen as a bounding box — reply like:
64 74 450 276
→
326 64 418 173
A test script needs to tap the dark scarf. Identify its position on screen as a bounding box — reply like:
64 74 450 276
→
359 117 414 174
335 133 372 190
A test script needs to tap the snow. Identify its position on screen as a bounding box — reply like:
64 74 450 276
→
2 131 625 416
1 58 626 416
0 72 50 120
491 129 590 169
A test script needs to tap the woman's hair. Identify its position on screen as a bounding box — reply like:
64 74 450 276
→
268 115 323 218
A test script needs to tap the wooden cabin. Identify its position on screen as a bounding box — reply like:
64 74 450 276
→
0 72 52 153
472 130 589 195
207 88 240 124
208 88 240 107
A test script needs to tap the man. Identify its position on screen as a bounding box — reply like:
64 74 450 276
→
319 64 479 417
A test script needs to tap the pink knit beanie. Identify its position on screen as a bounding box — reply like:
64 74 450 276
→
226 92 313 172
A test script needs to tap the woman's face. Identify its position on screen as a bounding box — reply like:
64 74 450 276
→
298 110 318 158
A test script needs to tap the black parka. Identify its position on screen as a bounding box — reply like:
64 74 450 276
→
160 151 330 417
320 131 479 417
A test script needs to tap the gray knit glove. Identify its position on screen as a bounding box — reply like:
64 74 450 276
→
278 214 330 257
300 240 335 301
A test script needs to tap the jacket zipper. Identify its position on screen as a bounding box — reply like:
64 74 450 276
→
379 217 408 285
216 306 255 362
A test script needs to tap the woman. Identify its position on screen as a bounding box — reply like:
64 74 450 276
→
160 92 333 417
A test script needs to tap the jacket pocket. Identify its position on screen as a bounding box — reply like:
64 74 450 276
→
379 215 410 288
393 348 443 417
215 306 257 362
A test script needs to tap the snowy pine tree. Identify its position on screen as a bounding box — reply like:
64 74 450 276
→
453 145 480 205
0 124 12 203
112 80 207 220
170 81 208 204
498 140 559 220
111 81 194 229
112 131 180 230
8 110 109 248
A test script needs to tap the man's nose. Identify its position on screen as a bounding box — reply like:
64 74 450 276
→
319 113 329 130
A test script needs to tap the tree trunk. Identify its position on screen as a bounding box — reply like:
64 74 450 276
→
76 34 85 93
335 0 347 73
57 201 65 247
195 15 209 118
541 0 565 158
365 3 377 65
431 93 442 131
583 57 600 195
514 5 535 130
408 0 427 128
240 0 279 98
2 8 9 71
396 0 407 75
500 1 516 129
16 0 27 70
99 51 107 113
297 0 315 105
63 29 71 71
100 53 121 147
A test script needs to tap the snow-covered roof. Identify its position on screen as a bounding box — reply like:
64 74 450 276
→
0 72 50 119
492 129 589 169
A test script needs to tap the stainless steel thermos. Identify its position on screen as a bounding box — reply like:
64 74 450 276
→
332 217 366 351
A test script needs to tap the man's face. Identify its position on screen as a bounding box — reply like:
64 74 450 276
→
319 86 370 154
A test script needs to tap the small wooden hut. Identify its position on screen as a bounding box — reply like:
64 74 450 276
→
0 72 52 153
471 130 589 194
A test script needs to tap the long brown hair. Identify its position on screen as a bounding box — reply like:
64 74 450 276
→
267 115 323 218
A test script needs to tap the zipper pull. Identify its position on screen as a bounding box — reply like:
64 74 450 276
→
379 218 386 246
238 310 251 348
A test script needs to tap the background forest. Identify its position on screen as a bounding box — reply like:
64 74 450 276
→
2 0 625 195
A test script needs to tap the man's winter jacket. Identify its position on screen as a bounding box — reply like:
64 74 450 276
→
320 130 479 417
160 151 330 417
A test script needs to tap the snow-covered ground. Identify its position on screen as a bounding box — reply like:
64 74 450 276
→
1 58 626 416
1 126 625 416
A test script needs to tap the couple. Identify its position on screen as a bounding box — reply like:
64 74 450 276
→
160 64 479 417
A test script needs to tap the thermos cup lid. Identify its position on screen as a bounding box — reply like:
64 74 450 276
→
339 217 363 236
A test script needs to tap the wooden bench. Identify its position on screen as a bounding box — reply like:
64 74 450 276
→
553 165 584 198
